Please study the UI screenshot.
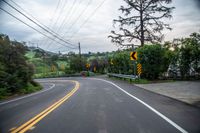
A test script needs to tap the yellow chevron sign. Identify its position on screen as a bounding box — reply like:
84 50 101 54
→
130 52 137 60
51 65 56 72
137 63 142 75
61 64 65 71
86 63 90 69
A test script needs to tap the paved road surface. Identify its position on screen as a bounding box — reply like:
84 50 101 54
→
0 77 200 133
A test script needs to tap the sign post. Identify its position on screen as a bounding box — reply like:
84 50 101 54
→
130 45 137 77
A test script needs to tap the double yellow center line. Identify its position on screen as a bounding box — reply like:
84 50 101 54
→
11 80 80 133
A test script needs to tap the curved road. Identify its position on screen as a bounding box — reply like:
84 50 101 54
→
0 77 200 133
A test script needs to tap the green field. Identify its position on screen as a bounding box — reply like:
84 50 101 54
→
25 51 69 78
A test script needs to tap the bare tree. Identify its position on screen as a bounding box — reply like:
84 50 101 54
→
109 0 175 47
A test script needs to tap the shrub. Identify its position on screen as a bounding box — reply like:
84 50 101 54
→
137 44 171 79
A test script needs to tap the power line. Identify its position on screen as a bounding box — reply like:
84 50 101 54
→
0 7 77 49
48 0 106 50
63 0 93 35
9 0 65 48
2 0 76 48
67 0 107 40
41 0 65 49
49 0 64 32
44 0 77 50
3 0 74 46
49 0 106 50
9 0 57 35
53 0 62 20
55 0 77 33
9 0 68 48
50 0 93 52
52 0 63 28
57 0 83 32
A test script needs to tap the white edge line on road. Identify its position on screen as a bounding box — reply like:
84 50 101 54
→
91 78 188 133
0 83 56 106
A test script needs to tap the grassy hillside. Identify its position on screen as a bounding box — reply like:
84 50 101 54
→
25 49 68 78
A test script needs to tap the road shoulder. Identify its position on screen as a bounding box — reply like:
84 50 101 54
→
134 81 200 108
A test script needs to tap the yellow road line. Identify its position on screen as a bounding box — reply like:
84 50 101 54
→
11 80 80 133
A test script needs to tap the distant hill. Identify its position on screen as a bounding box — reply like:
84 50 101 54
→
27 46 58 57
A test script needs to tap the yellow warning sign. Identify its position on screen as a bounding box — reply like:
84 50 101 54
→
86 63 90 69
130 52 137 60
137 63 142 75
51 65 56 72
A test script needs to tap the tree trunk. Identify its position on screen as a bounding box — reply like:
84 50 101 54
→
140 1 144 47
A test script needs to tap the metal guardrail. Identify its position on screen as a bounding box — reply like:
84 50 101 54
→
107 73 138 81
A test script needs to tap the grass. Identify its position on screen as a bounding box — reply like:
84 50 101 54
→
108 76 174 84
0 81 42 100
25 51 69 78
0 88 10 99
19 81 42 94
109 76 150 84
34 71 66 78
148 79 175 83
109 76 176 84
25 51 36 59
56 60 69 67
130 79 150 84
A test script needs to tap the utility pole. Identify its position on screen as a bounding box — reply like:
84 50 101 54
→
78 42 81 59
43 53 45 77
78 42 82 71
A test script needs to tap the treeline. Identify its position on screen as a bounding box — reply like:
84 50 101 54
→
67 32 200 80
107 32 200 80
0 34 41 99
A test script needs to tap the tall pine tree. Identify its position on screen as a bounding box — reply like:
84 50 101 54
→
109 0 175 47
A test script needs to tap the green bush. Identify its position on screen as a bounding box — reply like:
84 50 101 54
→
0 88 9 99
137 44 171 79
65 67 75 74
19 81 42 94
0 34 39 97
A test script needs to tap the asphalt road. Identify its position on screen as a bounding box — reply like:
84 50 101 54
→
0 77 200 133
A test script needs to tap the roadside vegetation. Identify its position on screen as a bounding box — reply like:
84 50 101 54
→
0 31 199 99
0 34 42 99
107 0 200 81
108 32 200 80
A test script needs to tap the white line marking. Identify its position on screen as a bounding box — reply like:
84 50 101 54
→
91 78 188 133
0 83 55 106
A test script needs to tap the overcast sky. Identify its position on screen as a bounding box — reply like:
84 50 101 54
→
0 0 200 53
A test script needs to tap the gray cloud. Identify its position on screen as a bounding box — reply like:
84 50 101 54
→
0 0 200 53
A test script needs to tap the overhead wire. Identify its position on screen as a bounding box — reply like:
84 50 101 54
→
49 0 107 51
61 0 93 35
67 0 107 40
39 0 62 48
47 0 62 32
49 0 64 32
8 0 65 40
0 7 77 49
2 0 107 52
2 0 76 48
45 0 72 49
55 0 78 33
45 0 79 50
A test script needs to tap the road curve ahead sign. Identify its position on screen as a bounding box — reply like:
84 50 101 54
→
130 52 137 60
